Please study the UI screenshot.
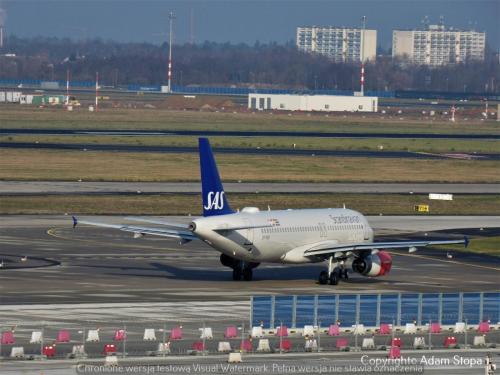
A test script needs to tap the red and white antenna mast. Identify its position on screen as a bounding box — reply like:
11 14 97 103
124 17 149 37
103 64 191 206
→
95 72 99 112
66 69 70 106
167 11 175 93
360 16 366 96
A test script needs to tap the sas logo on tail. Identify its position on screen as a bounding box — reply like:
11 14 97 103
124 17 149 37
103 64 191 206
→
204 191 225 210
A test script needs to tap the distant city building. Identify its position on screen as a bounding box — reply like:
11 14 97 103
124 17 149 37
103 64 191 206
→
392 25 485 65
296 26 377 63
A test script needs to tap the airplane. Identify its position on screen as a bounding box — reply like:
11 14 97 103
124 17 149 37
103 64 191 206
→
72 138 468 285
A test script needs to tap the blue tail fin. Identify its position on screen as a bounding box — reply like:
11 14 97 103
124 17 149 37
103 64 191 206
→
199 138 233 217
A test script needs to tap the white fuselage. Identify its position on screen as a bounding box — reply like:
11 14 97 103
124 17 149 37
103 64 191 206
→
191 208 373 264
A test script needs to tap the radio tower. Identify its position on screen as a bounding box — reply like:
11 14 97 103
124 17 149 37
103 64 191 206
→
167 11 175 93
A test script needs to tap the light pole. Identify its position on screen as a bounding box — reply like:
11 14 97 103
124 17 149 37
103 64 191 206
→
360 16 366 96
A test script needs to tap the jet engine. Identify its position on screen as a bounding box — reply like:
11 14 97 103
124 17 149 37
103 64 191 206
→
352 251 392 277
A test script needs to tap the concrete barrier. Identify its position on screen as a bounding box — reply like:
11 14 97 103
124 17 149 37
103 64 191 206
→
303 325 314 337
353 324 365 335
10 347 24 358
143 329 156 341
430 323 441 333
473 335 486 347
170 327 182 340
328 324 340 336
251 327 264 338
478 322 490 334
1 331 15 344
379 324 391 335
30 331 43 344
104 355 118 366
114 329 126 341
228 352 242 363
257 339 271 352
404 323 417 334
224 326 237 339
218 342 232 352
362 338 375 349
276 325 288 337
454 322 465 333
413 337 426 349
70 345 86 358
157 342 171 354
57 330 71 343
199 327 213 340
305 338 318 352
87 329 100 342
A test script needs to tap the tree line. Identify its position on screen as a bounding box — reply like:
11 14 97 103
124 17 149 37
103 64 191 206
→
0 36 498 93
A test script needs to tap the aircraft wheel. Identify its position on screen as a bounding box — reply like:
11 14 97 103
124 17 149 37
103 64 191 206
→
329 271 339 285
243 268 253 281
342 269 349 280
318 271 328 285
232 268 242 281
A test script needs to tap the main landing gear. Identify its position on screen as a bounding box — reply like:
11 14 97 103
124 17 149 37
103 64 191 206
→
318 257 348 286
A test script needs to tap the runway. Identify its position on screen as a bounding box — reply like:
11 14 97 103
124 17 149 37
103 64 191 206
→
0 215 498 307
1 181 499 195
2 128 500 140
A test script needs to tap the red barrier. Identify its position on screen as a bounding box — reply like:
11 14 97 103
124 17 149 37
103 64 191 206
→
57 330 70 343
328 324 340 336
430 323 441 334
1 331 15 345
114 329 126 341
444 336 458 348
388 345 401 359
170 327 182 340
103 344 117 355
224 326 237 339
192 341 205 351
43 345 56 358
279 339 292 352
391 337 402 347
240 339 253 352
276 325 288 337
478 322 490 334
336 338 348 349
379 323 391 335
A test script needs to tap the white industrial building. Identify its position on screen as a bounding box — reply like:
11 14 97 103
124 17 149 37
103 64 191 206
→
296 26 377 62
392 25 485 65
248 93 378 112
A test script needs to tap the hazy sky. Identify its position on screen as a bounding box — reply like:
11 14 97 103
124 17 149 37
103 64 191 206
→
1 0 499 49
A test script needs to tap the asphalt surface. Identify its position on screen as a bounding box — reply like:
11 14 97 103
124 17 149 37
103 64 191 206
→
2 128 500 140
1 182 499 195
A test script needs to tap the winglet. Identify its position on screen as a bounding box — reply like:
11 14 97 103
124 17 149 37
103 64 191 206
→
464 236 469 248
72 216 78 229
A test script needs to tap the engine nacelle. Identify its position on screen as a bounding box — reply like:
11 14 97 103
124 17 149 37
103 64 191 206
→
352 251 392 277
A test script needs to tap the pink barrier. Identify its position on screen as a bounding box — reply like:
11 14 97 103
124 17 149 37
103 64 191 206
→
224 326 237 339
478 322 490 333
114 329 126 341
430 323 441 334
192 341 205 351
379 323 391 335
444 336 457 348
276 325 288 337
335 338 348 349
391 337 402 347
103 344 117 355
1 331 15 345
57 330 70 343
388 346 401 359
328 324 340 336
240 339 253 352
170 327 183 340
279 339 292 351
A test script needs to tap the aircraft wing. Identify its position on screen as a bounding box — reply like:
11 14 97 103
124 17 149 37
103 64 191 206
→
72 216 197 242
304 237 468 257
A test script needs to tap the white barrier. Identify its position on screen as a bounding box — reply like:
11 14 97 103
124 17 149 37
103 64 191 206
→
218 342 232 352
228 352 242 363
251 327 263 338
473 336 486 347
71 345 86 356
454 322 466 333
157 342 171 354
87 329 100 342
362 338 375 349
104 355 118 366
143 329 157 341
303 325 315 337
10 347 24 358
256 339 271 352
30 331 43 344
305 338 318 351
413 337 426 349
200 327 213 340
404 323 417 334
353 324 365 335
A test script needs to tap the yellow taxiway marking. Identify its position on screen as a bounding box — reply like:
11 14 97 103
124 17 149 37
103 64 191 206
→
389 251 500 272
46 227 185 252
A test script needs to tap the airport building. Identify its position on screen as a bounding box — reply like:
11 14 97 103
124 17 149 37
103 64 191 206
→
392 25 486 65
296 26 377 62
248 93 378 112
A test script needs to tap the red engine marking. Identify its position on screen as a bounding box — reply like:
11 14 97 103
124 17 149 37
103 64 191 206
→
377 250 392 276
